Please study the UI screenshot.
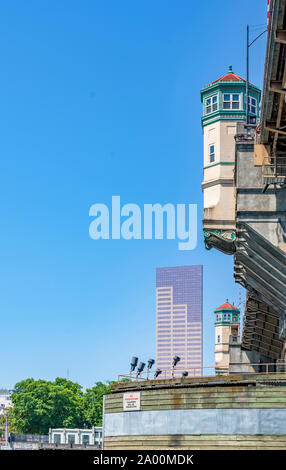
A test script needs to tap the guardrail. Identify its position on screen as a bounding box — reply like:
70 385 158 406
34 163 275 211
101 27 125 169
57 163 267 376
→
262 155 286 178
117 362 286 383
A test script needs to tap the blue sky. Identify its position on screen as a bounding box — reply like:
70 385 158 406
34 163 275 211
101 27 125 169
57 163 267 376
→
0 1 267 389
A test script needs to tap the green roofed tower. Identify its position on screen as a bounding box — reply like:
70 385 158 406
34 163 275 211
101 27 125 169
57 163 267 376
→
214 300 240 375
201 65 261 128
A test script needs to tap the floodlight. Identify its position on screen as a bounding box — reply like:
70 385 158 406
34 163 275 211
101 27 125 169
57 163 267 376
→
154 369 162 378
136 362 146 379
172 355 181 367
130 356 138 372
137 362 145 374
147 359 155 370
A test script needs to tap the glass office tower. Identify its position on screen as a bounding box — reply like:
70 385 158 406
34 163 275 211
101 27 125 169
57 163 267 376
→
156 265 203 376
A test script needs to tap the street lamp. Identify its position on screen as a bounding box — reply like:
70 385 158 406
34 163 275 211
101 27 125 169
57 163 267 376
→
4 411 8 447
246 24 267 135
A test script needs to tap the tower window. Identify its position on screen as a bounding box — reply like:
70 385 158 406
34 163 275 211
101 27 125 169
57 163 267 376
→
248 96 257 114
223 93 240 110
217 335 221 343
205 95 218 114
209 144 215 163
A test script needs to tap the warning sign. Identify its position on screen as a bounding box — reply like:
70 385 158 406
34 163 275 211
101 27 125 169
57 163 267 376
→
123 392 141 411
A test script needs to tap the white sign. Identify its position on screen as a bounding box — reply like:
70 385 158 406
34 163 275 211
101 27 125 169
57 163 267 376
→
123 392 141 411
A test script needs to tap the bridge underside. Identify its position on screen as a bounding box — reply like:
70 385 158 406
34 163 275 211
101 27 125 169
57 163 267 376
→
234 221 286 332
242 292 283 359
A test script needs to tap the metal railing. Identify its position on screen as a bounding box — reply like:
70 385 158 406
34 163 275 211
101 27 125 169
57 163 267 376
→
117 362 286 383
229 362 286 374
9 433 49 443
262 155 286 178
118 366 219 382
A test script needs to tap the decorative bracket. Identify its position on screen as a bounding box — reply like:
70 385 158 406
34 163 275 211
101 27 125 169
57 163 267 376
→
204 229 236 255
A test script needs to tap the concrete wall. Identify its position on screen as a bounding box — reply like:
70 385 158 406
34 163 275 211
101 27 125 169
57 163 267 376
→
229 346 274 374
235 125 286 251
202 120 238 229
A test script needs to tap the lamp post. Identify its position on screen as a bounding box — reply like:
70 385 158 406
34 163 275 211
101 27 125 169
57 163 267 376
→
4 410 8 447
246 24 267 135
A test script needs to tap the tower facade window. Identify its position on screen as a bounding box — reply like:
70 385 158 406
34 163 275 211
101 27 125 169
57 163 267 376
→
205 95 218 114
209 144 215 163
223 93 240 110
248 96 257 114
217 335 220 343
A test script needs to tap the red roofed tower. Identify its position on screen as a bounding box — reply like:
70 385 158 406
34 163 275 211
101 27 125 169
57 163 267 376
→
200 66 261 254
214 299 240 374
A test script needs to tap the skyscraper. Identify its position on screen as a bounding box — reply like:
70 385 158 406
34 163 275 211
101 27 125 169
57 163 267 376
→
156 265 203 376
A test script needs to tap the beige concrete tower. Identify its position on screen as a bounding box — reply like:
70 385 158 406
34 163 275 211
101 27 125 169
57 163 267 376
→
200 66 261 253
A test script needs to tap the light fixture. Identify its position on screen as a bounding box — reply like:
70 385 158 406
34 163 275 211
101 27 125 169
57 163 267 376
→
136 362 146 378
172 355 181 367
154 369 162 378
147 359 155 370
130 357 138 372
182 371 188 377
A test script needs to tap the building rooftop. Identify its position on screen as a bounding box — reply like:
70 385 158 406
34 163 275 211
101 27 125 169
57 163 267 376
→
215 301 239 311
206 65 245 87
202 65 259 92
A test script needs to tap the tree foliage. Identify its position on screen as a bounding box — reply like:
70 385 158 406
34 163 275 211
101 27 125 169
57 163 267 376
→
11 378 104 434
81 382 111 428
10 377 128 434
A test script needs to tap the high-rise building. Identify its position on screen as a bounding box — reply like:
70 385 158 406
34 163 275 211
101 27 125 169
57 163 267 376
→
156 265 203 376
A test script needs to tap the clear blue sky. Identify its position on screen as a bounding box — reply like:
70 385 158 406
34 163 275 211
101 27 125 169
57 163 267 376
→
0 1 267 389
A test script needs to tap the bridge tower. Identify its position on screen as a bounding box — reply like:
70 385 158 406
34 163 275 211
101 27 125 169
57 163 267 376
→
214 300 240 374
200 66 260 252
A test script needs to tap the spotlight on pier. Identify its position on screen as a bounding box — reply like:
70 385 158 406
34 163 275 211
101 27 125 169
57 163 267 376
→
172 355 181 367
154 369 162 379
136 362 146 378
182 371 188 377
147 359 155 370
130 356 138 372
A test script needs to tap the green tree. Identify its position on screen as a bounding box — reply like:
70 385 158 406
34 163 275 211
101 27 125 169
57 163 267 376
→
81 379 130 427
11 378 84 434
82 382 111 427
11 377 128 433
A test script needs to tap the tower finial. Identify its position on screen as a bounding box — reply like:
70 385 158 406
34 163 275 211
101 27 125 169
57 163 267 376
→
228 65 233 73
